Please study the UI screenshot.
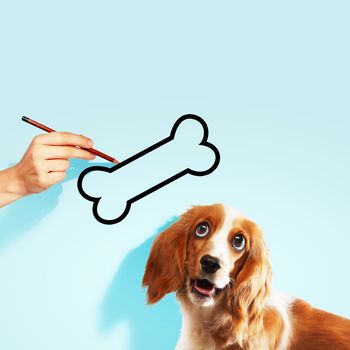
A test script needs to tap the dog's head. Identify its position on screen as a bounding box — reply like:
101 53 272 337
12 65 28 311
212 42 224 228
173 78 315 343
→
142 204 271 330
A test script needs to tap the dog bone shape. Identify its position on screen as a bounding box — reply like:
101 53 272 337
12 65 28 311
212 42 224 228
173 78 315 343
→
77 114 220 224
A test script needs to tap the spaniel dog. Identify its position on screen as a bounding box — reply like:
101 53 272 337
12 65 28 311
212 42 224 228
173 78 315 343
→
142 204 350 350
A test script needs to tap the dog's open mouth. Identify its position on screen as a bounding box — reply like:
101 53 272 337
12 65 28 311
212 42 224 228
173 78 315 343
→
191 279 216 298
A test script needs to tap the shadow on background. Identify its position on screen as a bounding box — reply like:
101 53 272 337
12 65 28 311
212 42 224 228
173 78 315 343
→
0 159 112 249
1 160 183 349
100 217 181 350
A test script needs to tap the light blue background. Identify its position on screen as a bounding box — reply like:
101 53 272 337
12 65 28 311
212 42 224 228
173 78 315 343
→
1 1 349 349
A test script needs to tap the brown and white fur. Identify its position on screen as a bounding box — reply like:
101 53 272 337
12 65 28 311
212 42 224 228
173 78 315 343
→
142 204 350 350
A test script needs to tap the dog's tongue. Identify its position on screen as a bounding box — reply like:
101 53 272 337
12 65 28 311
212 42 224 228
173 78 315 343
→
194 279 215 296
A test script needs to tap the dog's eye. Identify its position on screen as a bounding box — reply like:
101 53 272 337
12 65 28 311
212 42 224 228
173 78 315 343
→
232 233 246 251
195 222 210 238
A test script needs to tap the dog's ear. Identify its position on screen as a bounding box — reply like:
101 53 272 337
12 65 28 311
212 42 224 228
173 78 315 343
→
231 220 272 343
142 216 189 304
209 220 272 347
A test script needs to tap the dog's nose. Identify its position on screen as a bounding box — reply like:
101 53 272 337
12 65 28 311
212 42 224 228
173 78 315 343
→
200 255 221 274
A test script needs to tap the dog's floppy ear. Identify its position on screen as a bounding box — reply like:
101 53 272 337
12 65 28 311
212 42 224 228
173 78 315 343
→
230 220 272 344
142 215 189 304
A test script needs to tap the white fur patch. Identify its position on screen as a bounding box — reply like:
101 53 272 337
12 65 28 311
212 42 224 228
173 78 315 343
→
176 301 216 350
267 289 294 350
208 205 241 288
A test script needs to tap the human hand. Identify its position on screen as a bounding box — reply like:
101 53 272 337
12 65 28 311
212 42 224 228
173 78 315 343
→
0 132 96 207
13 132 96 195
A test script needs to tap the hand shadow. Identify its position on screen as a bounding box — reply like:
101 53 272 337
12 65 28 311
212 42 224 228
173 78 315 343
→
100 217 181 350
0 159 113 250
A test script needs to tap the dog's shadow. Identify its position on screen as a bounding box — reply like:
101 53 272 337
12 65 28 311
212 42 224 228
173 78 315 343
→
100 217 181 350
1 160 182 349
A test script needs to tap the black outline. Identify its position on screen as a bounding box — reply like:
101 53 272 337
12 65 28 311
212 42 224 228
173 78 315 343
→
77 114 220 225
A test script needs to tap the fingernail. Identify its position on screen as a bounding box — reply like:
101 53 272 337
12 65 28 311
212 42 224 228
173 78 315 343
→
87 139 94 147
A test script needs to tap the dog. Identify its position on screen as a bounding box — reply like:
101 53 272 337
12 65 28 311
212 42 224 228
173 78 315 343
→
142 204 350 349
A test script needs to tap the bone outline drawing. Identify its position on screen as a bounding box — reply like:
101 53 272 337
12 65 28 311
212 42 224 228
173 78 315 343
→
77 114 220 225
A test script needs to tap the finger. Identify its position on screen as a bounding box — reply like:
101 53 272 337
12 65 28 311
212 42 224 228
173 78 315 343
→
46 171 67 185
43 159 70 172
33 132 94 148
41 146 97 160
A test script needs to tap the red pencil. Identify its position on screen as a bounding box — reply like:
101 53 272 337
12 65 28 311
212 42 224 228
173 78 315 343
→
22 116 119 164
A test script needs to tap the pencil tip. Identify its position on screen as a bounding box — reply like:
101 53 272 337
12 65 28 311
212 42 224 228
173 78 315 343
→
113 159 119 164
